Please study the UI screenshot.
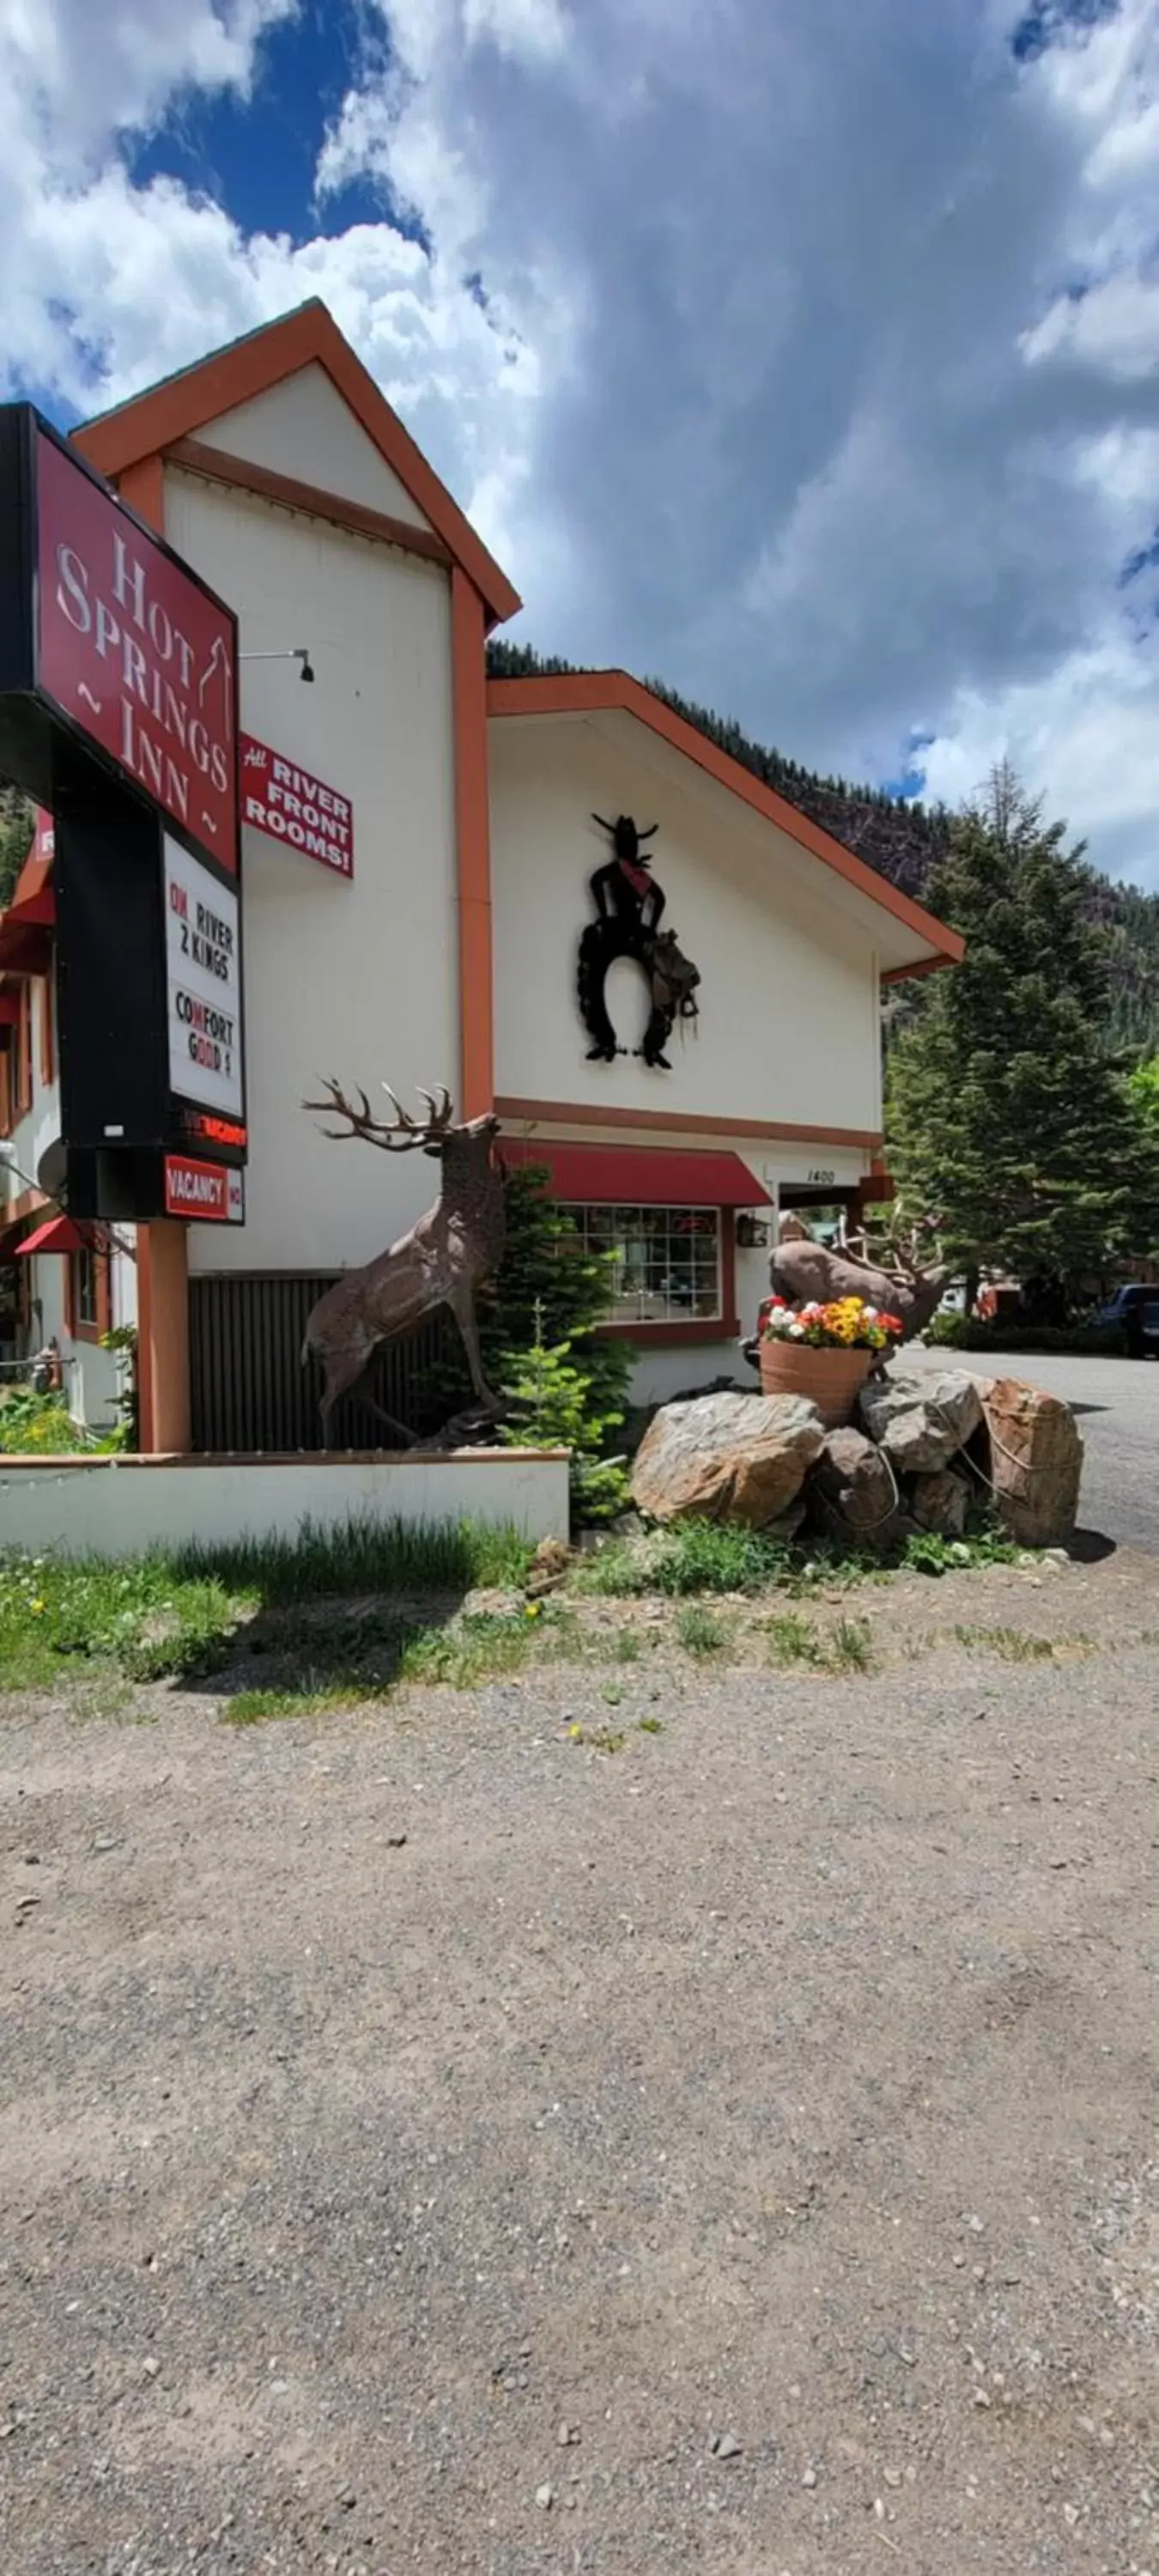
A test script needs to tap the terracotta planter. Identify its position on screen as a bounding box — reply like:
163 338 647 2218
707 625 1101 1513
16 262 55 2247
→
758 1338 873 1429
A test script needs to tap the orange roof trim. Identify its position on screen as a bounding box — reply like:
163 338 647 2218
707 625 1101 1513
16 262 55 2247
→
75 300 521 629
487 669 964 976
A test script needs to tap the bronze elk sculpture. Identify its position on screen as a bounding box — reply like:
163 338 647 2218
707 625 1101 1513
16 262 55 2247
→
768 1223 949 1346
301 1081 505 1445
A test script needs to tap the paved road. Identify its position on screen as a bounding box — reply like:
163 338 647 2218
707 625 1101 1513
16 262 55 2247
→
906 1343 1159 1554
2 1580 1157 2575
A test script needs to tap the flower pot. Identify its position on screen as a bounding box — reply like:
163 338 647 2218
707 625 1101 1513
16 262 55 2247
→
758 1339 873 1429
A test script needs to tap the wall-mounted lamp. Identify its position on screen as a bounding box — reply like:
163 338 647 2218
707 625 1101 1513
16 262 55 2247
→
736 1214 770 1250
240 647 315 683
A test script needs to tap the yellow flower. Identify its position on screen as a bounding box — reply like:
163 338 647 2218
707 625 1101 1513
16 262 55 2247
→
30 1599 46 1615
524 1601 542 1619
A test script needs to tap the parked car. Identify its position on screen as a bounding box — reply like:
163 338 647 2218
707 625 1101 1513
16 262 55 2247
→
1092 1284 1159 1355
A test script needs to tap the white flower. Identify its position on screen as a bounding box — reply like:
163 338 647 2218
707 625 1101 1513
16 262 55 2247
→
788 1321 805 1339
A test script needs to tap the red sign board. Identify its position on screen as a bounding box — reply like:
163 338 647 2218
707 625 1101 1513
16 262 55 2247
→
37 433 238 874
163 1154 245 1223
240 731 353 878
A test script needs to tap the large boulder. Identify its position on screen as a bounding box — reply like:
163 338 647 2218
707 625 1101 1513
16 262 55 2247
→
911 1466 970 1537
630 1391 824 1528
977 1376 1083 1548
810 1426 905 1546
858 1368 983 1473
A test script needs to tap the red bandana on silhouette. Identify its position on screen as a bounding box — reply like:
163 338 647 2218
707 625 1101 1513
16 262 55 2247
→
617 855 653 896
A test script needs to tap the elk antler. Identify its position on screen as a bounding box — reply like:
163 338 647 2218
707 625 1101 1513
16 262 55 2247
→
302 1078 457 1151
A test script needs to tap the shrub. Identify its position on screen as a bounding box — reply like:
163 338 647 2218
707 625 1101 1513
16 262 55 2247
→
925 1313 1126 1357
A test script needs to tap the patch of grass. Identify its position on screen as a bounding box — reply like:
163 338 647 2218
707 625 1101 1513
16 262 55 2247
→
765 1612 824 1667
0 1517 536 1697
0 1552 253 1692
954 1624 1055 1662
574 1514 1025 1607
578 1520 792 1599
901 1526 1025 1577
398 1611 533 1690
638 1715 664 1735
676 1602 732 1656
830 1615 873 1673
609 1628 642 1663
764 1611 874 1674
173 1514 534 1603
221 1682 372 1726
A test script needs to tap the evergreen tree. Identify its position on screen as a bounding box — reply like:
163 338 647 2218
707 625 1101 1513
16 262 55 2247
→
0 781 34 909
889 766 1159 1308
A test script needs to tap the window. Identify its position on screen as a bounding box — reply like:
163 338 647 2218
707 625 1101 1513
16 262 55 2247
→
14 981 32 1121
39 973 53 1087
563 1203 722 1326
74 1249 100 1329
65 1242 110 1344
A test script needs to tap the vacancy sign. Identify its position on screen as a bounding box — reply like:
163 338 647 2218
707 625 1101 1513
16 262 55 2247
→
164 834 244 1121
164 1155 245 1223
240 731 353 878
36 430 238 874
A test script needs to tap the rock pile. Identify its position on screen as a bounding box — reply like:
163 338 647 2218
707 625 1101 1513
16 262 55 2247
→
629 1369 1083 1548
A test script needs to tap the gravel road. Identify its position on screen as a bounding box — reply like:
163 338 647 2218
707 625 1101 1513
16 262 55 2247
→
2 1562 1157 2575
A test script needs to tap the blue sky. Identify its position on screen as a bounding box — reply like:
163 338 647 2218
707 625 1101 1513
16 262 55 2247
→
4 0 1159 884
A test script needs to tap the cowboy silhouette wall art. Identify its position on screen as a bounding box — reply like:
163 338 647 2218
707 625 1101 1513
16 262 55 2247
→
577 814 701 1070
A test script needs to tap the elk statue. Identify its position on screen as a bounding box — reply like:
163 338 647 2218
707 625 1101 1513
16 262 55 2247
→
768 1220 949 1346
300 1082 505 1445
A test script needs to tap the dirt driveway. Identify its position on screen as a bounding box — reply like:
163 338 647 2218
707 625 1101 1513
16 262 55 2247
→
2 1558 1157 2575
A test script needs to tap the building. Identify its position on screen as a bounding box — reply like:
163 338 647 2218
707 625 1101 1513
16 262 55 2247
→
0 302 961 1449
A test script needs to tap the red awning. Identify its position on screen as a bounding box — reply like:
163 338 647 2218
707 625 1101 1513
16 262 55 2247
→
0 888 54 975
15 1213 88 1257
500 1139 771 1207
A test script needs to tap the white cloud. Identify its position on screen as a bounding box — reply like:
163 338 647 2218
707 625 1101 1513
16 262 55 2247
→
5 0 1159 885
920 624 1159 887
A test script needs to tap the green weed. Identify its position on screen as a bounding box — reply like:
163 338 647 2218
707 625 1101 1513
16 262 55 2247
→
764 1611 873 1674
765 1613 824 1667
579 1520 792 1599
676 1602 732 1656
953 1624 1055 1662
830 1615 873 1673
901 1527 1024 1577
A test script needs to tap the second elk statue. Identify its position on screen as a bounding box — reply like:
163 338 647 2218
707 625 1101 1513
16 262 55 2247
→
301 1081 506 1445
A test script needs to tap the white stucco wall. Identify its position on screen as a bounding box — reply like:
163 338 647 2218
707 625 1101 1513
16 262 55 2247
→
5 981 134 1425
161 468 459 1276
1 1451 569 1556
197 363 430 529
488 716 883 1138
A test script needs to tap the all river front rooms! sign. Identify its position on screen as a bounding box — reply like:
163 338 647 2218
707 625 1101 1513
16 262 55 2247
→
240 731 354 878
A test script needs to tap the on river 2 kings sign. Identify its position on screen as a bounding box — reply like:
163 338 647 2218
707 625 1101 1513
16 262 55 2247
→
0 404 246 1224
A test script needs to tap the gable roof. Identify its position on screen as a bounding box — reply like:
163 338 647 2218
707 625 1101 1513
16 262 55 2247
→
487 667 964 980
74 301 521 629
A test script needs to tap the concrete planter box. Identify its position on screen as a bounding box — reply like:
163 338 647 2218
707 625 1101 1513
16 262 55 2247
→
0 1449 569 1558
